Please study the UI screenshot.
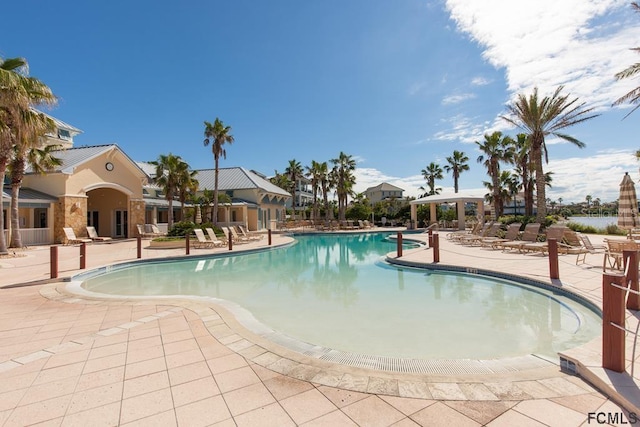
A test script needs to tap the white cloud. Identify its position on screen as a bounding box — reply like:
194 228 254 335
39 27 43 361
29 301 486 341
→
471 76 491 86
434 114 490 143
444 0 640 110
441 93 477 105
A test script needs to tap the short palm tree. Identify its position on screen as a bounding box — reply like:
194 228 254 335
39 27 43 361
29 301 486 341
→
613 2 640 118
285 159 303 219
421 162 443 196
476 131 514 219
317 162 333 220
502 86 598 222
511 133 534 215
444 150 469 193
0 56 57 254
152 153 190 230
203 118 234 225
176 169 198 221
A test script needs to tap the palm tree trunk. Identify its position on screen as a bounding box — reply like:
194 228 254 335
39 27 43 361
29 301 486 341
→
10 182 22 248
0 162 8 254
213 157 219 225
533 145 546 222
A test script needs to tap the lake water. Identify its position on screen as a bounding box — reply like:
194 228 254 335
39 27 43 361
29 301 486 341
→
567 216 617 229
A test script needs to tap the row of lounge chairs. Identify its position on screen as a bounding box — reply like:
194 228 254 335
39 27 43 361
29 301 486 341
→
193 225 263 248
447 222 603 265
279 219 374 231
63 226 112 244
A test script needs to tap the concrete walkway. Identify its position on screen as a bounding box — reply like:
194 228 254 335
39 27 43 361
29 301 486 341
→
0 231 637 426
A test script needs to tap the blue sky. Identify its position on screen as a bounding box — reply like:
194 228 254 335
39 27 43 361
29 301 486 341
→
3 0 640 202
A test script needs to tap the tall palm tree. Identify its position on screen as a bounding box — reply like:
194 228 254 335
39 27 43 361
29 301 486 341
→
306 160 325 220
444 150 469 193
203 118 234 225
420 162 443 196
152 153 189 230
476 131 514 219
483 171 516 217
502 86 598 222
285 159 303 219
0 56 57 254
10 141 61 247
331 152 356 221
613 2 640 119
317 162 333 220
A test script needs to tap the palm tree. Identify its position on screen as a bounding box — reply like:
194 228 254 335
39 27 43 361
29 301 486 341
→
176 168 198 221
0 56 57 254
502 86 598 222
152 153 189 230
483 171 517 217
585 194 592 211
444 150 469 193
511 133 534 216
476 131 514 219
420 162 443 196
203 118 234 225
331 152 356 221
285 159 303 219
613 2 640 118
317 162 333 220
306 160 325 220
10 142 61 247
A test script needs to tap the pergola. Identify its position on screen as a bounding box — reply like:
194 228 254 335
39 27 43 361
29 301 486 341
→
410 191 486 230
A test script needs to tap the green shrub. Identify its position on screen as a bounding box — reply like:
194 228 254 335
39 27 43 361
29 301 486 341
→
167 221 224 237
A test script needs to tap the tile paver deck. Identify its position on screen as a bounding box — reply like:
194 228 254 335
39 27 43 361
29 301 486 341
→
0 230 638 426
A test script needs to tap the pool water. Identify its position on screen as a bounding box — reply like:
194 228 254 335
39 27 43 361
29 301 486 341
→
80 232 601 360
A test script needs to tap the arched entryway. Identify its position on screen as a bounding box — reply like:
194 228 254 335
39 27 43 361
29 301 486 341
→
86 184 132 238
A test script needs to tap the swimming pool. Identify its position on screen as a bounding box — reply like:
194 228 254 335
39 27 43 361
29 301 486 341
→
75 232 600 361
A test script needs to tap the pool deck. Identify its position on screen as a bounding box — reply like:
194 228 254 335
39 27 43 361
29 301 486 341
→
0 229 638 426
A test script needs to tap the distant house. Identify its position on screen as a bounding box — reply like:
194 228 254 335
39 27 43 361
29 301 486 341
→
364 183 404 204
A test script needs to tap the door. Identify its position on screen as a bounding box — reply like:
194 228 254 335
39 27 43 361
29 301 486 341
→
115 210 128 238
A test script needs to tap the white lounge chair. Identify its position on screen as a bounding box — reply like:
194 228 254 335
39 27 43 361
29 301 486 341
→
205 228 226 247
193 228 214 248
86 226 112 242
237 225 262 241
63 227 92 245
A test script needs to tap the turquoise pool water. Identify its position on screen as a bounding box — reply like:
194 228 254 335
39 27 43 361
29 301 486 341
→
80 232 601 360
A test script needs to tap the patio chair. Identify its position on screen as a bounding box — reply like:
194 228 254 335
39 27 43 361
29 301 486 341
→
193 228 214 248
559 230 590 264
501 223 542 252
223 226 248 244
86 226 112 242
521 225 567 255
149 224 167 237
447 221 481 241
63 227 92 245
459 222 499 245
136 224 151 238
205 227 226 247
603 238 639 271
237 225 262 241
480 222 522 249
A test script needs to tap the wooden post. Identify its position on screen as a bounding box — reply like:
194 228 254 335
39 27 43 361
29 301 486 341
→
268 229 272 246
80 242 86 270
602 272 626 372
137 236 142 259
228 234 233 251
548 238 559 280
433 233 440 263
624 250 640 310
428 228 433 248
50 246 58 279
186 234 190 255
397 232 403 257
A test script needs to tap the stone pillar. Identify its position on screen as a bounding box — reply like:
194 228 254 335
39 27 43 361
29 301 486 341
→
130 199 145 239
54 196 88 243
430 203 437 226
410 204 417 228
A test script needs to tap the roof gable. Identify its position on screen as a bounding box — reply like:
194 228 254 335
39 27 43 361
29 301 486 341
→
194 167 290 197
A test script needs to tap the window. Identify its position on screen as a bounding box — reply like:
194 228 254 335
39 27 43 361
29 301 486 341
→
58 129 71 140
